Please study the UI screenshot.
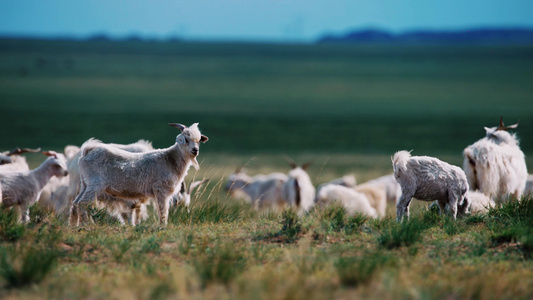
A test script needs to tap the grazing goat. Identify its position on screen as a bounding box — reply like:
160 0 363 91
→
463 117 527 203
225 169 288 209
392 150 469 221
315 184 378 218
0 151 68 223
0 147 41 172
72 123 208 226
281 159 315 214
68 139 154 225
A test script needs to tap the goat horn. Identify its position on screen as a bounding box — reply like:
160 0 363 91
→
284 155 298 169
497 116 519 131
168 123 187 132
42 151 58 159
6 147 41 156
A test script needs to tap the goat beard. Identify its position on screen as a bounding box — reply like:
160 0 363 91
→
192 157 200 170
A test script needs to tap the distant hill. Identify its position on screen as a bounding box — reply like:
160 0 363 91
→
318 28 533 45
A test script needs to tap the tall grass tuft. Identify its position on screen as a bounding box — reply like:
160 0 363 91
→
192 241 246 287
0 209 26 242
319 205 346 233
0 245 59 288
377 217 427 249
168 200 248 225
280 209 302 242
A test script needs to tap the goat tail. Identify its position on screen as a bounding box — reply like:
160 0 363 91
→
80 138 103 157
392 150 411 175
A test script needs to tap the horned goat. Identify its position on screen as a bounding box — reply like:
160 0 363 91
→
0 151 68 223
463 117 527 203
392 150 469 221
72 123 208 226
0 147 41 172
171 179 210 210
315 184 378 218
225 169 287 209
281 158 315 214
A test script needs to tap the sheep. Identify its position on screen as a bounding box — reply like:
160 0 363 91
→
225 169 288 209
315 184 378 218
392 150 469 221
463 117 528 203
67 139 153 226
281 158 315 214
0 147 41 172
353 182 387 217
171 178 210 209
0 151 68 223
71 123 208 226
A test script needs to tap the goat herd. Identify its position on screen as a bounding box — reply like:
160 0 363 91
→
0 118 531 226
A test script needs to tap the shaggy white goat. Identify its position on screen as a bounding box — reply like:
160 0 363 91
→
353 182 387 217
67 139 154 225
315 184 378 218
463 117 527 203
72 123 208 226
0 151 68 223
0 147 41 172
467 191 496 214
392 150 469 221
225 169 288 209
281 159 315 214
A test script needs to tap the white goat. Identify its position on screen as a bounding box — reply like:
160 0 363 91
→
392 150 469 221
0 147 41 172
72 123 208 226
315 184 378 218
365 174 401 204
225 169 288 209
67 139 153 225
463 117 527 203
353 182 387 217
0 151 68 223
281 159 315 214
467 191 496 214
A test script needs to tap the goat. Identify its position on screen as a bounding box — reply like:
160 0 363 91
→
71 123 208 226
281 158 315 214
225 169 288 209
392 150 469 221
315 184 378 218
0 151 68 223
463 117 527 203
0 147 41 172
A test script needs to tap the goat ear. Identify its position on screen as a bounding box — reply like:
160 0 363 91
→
169 123 187 132
200 135 209 143
284 155 298 169
190 178 210 193
177 135 186 145
301 162 312 170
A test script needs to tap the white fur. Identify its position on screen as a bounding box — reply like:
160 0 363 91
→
282 167 315 214
393 150 469 221
225 170 288 209
71 123 208 226
353 182 387 217
463 124 527 203
0 153 68 223
315 184 377 218
365 174 401 204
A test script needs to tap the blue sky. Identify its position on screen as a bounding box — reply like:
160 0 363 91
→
1 0 533 42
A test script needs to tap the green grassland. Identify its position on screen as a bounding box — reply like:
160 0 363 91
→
1 39 533 298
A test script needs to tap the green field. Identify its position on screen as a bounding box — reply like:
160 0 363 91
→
1 39 533 298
